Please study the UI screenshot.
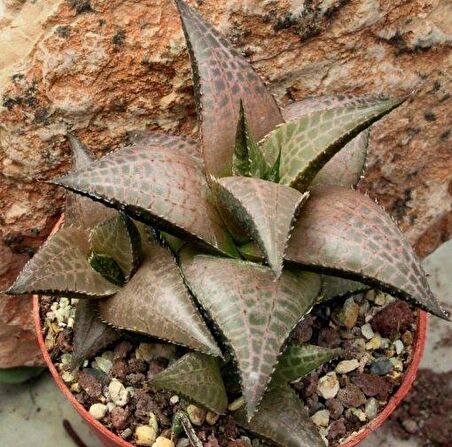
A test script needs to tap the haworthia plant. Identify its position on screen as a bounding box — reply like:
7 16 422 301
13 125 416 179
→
6 2 448 446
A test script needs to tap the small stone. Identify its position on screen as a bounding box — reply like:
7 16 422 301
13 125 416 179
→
111 407 129 430
325 399 344 419
120 428 133 439
70 382 81 393
390 357 404 372
337 383 366 408
317 372 340 399
359 301 370 317
186 404 206 426
111 360 128 379
152 437 175 447
365 397 378 420
109 379 130 406
135 425 157 446
371 301 414 337
336 298 360 329
393 339 404 355
335 359 359 374
228 396 246 411
401 330 413 345
374 292 393 306
311 409 330 427
360 323 374 340
137 343 177 361
94 356 113 374
206 411 220 425
169 395 179 405
369 358 393 376
327 419 346 440
78 371 102 398
318 327 341 348
89 403 107 420
292 315 314 343
380 338 391 349
365 334 382 350
402 419 418 434
61 371 75 382
149 412 159 433
350 408 367 422
176 440 190 447
114 341 133 359
352 373 392 401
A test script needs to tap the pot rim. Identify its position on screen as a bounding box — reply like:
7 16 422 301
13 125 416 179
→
32 215 427 447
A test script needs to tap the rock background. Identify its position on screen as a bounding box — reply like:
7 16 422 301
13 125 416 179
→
0 0 450 367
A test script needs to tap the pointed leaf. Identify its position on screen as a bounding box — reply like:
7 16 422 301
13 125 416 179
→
261 97 403 191
127 130 201 161
238 241 265 263
176 0 283 177
151 352 228 414
214 177 308 277
263 147 282 183
51 145 238 258
7 227 120 298
286 186 447 318
234 386 324 447
72 300 120 367
271 343 342 387
88 253 125 287
98 238 221 356
90 213 142 280
64 135 116 229
233 101 270 178
180 253 320 419
318 274 369 304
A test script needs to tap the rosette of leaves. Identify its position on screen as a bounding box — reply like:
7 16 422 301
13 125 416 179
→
7 1 448 446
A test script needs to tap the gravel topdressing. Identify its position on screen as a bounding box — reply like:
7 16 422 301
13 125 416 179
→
40 289 417 447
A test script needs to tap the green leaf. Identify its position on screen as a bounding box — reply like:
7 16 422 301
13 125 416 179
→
175 0 283 177
233 101 270 178
89 213 142 280
318 274 369 304
260 97 404 191
151 352 228 414
271 344 342 387
0 367 45 384
238 241 265 262
7 227 120 298
180 253 320 419
72 300 120 367
172 412 203 447
98 238 221 356
127 130 201 161
88 253 125 287
234 386 325 447
51 145 238 258
286 186 448 318
263 148 282 183
282 94 373 188
214 177 308 277
64 135 116 229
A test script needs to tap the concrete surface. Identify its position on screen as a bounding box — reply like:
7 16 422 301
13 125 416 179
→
0 240 450 447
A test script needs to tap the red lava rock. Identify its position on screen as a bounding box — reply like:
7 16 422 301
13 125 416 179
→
126 372 145 385
56 330 72 352
371 301 414 337
337 383 367 408
110 360 128 379
128 358 147 373
297 373 319 399
217 416 239 445
204 435 220 447
227 441 249 447
77 370 102 398
318 327 341 348
292 315 314 343
133 390 154 420
113 341 133 360
147 359 167 380
352 373 393 401
110 406 129 430
326 398 344 419
401 419 418 434
327 419 346 440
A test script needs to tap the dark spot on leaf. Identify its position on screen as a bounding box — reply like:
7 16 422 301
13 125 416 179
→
112 30 126 46
424 111 436 122
56 26 71 38
440 129 450 140
67 0 92 14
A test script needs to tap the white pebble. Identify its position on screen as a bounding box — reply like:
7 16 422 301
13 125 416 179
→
94 356 113 374
169 395 179 404
186 404 206 426
351 408 367 422
361 323 374 340
365 398 378 420
390 357 404 371
335 359 359 374
108 379 129 406
206 411 219 425
152 437 175 447
89 403 107 420
135 425 157 446
176 440 190 447
311 409 330 427
394 340 404 355
61 371 75 383
317 372 339 399
149 412 159 433
365 334 382 350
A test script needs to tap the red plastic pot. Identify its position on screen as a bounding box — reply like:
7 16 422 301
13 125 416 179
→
32 216 427 447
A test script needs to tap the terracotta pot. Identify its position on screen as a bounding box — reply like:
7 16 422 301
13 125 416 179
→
33 216 427 447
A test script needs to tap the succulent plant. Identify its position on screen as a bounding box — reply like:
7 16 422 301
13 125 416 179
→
7 1 448 446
